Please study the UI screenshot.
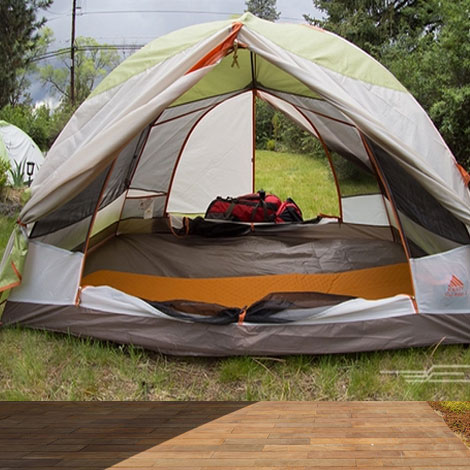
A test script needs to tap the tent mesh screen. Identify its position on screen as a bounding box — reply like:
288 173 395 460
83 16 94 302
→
368 138 470 251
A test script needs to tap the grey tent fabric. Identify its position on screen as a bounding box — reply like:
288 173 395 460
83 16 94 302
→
3 302 469 356
83 230 407 279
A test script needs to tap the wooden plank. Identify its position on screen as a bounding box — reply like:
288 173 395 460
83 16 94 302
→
0 401 467 469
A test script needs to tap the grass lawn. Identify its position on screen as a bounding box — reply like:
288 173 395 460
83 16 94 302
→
0 150 469 401
255 150 340 218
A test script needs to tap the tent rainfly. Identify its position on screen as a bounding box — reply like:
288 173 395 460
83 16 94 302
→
0 13 469 355
0 121 44 184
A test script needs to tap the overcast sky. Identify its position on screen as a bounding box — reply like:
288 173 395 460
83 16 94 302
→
44 0 321 48
32 1 322 105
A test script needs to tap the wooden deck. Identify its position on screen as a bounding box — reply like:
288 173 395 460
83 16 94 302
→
0 401 469 469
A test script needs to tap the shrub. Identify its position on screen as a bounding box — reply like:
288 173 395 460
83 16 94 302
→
265 139 276 151
330 153 365 181
0 159 11 189
9 161 26 188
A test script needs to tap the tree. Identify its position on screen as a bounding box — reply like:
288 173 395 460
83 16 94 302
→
0 103 53 151
11 26 53 106
305 1 441 59
305 0 470 168
0 0 52 107
40 36 121 107
245 0 280 21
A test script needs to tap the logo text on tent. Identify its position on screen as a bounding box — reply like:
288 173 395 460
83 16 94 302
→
445 275 466 297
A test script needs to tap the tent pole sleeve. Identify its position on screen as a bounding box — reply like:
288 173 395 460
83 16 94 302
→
360 132 418 312
75 156 119 305
292 104 343 222
186 22 243 74
114 124 154 237
252 90 256 193
250 51 257 193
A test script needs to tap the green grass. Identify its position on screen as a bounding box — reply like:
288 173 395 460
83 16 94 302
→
255 150 378 219
255 150 339 218
0 215 16 258
0 150 468 401
1 327 469 400
440 402 470 413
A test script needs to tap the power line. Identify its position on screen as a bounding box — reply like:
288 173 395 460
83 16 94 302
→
45 9 305 22
31 45 144 63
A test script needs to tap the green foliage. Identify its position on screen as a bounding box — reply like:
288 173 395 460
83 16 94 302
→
0 103 53 151
265 139 276 151
11 27 53 106
0 33 123 152
0 0 52 107
277 115 322 155
255 98 275 148
329 153 378 190
0 159 11 189
439 401 470 413
255 97 323 156
307 0 470 169
245 0 280 21
40 36 121 107
9 161 26 188
306 0 441 59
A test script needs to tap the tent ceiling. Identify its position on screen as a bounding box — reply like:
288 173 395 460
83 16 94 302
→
172 48 320 108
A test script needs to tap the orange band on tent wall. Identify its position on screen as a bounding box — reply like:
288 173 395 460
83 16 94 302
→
82 263 413 309
186 22 243 74
457 163 470 185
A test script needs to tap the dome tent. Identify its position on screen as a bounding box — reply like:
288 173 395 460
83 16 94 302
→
1 13 469 355
0 121 44 184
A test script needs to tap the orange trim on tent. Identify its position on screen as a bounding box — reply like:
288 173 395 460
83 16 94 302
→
252 89 256 193
292 104 343 221
359 133 418 313
0 280 21 293
82 263 413 309
115 123 155 236
238 308 247 324
10 261 22 282
457 163 470 185
76 155 120 305
0 261 23 294
186 22 243 74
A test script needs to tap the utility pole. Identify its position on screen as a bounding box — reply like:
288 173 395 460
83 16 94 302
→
70 0 77 106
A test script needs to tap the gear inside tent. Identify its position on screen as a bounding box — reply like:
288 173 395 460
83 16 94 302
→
0 121 44 184
1 13 469 355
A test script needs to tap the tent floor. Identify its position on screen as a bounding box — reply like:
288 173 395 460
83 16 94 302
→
82 230 411 306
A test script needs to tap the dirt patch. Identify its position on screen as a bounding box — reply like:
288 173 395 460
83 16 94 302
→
0 187 26 217
429 401 470 448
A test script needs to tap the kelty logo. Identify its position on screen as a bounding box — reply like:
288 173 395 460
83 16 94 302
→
445 275 466 297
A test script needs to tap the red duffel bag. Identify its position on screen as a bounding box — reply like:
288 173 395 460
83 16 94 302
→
205 190 282 222
275 198 303 223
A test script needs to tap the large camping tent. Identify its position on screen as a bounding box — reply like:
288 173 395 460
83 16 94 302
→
1 13 469 355
0 121 44 184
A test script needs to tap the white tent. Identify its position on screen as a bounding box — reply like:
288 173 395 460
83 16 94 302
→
0 121 44 184
0 14 469 355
